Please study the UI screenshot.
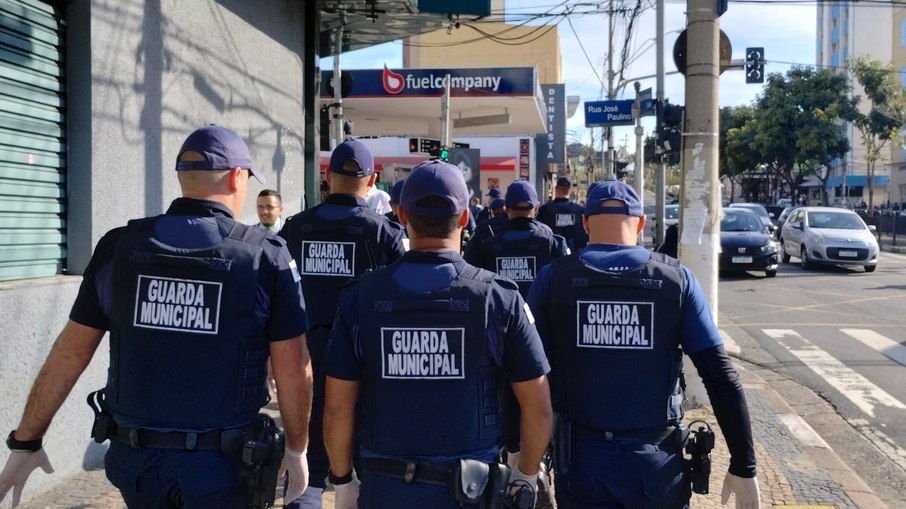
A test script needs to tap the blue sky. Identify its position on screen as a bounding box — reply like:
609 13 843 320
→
323 0 817 149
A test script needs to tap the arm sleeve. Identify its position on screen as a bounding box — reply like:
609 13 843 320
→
679 266 724 354
688 345 756 478
499 289 550 382
323 287 363 381
69 228 125 330
264 244 310 341
526 264 555 349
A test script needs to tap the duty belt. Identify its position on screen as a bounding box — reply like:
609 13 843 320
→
573 424 679 445
361 457 453 487
112 424 247 452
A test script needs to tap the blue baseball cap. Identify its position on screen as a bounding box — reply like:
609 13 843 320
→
585 180 643 217
489 198 506 210
486 187 501 198
176 125 264 183
505 180 539 211
400 160 469 216
329 139 375 177
389 178 406 205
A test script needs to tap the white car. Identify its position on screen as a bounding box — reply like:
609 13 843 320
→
779 207 879 272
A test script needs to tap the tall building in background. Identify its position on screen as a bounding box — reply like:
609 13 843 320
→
816 1 894 205
891 8 906 207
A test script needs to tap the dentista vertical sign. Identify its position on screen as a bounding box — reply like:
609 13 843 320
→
535 84 566 178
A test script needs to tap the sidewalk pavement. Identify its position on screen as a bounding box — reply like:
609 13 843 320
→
13 356 889 509
878 232 906 254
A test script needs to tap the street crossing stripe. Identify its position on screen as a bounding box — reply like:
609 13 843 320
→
840 329 906 368
764 329 906 418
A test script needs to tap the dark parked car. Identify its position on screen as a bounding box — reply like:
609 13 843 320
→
728 202 776 236
720 208 779 277
774 206 800 239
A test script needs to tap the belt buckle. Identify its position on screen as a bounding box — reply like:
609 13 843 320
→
185 432 198 450
128 428 141 448
404 462 416 483
603 431 614 441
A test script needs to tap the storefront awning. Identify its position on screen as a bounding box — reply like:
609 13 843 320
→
827 175 890 187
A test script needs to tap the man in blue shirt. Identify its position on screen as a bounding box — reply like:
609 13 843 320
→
323 161 553 509
536 176 588 252
527 180 760 509
279 139 406 509
0 125 313 508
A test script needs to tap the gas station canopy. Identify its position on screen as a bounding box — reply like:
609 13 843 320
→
320 66 547 136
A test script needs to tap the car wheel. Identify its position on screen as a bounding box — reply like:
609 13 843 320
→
865 265 877 273
800 246 813 270
765 269 777 278
780 239 791 263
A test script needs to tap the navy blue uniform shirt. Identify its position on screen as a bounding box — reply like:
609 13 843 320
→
70 197 309 341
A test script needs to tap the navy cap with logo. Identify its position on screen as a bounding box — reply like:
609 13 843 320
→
585 180 644 217
486 187 501 198
400 160 469 216
556 176 572 188
505 180 539 211
329 139 375 177
389 178 406 205
489 198 506 210
176 125 264 183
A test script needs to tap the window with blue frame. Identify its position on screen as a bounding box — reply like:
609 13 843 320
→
901 18 906 46
900 68 906 89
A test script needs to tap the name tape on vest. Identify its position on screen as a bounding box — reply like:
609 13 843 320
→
381 327 465 379
496 256 537 282
576 301 654 349
556 213 576 227
302 241 355 276
133 275 222 334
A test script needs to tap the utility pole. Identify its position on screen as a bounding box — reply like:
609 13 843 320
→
679 0 721 407
332 26 344 148
440 74 452 147
655 0 666 246
606 0 616 179
633 82 644 216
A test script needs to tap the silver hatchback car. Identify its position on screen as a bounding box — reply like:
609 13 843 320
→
779 207 879 272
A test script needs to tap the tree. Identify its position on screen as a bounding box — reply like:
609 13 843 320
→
743 67 853 204
840 57 906 210
719 106 757 203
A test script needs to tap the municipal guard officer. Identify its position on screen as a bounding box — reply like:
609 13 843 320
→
527 180 761 509
536 177 588 252
385 178 406 225
476 187 502 224
323 160 553 509
466 180 568 299
0 125 313 508
278 139 406 509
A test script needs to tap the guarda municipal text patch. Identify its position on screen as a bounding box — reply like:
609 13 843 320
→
496 256 536 282
381 327 465 379
576 301 654 349
301 240 354 276
133 275 222 334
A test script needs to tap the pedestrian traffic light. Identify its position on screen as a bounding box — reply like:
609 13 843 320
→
656 100 684 155
745 47 765 84
319 106 331 151
439 147 449 162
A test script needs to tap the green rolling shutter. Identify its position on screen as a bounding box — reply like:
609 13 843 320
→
0 0 65 281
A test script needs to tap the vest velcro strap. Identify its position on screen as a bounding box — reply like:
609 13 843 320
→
373 299 471 312
571 276 662 290
573 424 677 444
129 251 233 272
361 457 452 487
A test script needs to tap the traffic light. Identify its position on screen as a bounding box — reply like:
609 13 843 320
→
656 100 684 155
439 147 449 162
319 106 331 151
408 137 441 155
745 47 765 84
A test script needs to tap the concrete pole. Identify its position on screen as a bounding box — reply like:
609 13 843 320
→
606 0 615 180
655 0 666 246
441 74 452 147
679 0 721 407
633 82 644 210
332 27 344 148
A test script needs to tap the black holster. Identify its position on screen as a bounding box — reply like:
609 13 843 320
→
239 414 286 508
684 424 714 495
87 389 114 443
552 413 572 476
450 459 511 509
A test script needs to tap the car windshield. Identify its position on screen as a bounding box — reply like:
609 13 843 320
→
731 203 769 218
806 212 865 230
665 206 679 219
721 212 764 232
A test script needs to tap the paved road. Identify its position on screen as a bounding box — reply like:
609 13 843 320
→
717 250 906 506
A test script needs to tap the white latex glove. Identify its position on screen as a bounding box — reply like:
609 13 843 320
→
279 448 309 502
720 471 761 509
505 465 537 509
0 449 54 507
505 450 521 471
333 470 360 509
